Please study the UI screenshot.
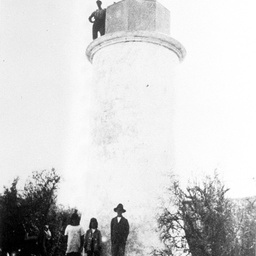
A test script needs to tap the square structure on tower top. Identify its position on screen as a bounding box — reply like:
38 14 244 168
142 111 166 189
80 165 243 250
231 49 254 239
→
105 0 170 35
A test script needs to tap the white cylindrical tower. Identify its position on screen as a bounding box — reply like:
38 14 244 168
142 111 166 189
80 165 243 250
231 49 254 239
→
85 0 185 252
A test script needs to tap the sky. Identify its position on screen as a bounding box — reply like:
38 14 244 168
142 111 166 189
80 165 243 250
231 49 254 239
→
1 0 256 208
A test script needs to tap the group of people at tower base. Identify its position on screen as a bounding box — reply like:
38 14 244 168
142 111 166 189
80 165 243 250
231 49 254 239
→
65 203 129 256
89 1 106 40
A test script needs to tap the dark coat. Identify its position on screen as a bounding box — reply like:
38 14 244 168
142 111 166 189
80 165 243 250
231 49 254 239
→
110 217 129 245
84 229 102 253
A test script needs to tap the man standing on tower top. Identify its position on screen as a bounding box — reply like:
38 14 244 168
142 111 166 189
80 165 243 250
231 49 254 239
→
89 1 106 40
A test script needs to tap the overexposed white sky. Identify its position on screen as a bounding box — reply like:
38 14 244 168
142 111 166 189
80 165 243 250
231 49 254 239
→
0 0 256 206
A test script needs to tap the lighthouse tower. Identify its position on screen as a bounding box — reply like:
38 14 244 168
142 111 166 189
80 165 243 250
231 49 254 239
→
85 0 185 252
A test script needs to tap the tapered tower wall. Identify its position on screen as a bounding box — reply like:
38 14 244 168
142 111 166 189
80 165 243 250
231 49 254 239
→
85 0 185 252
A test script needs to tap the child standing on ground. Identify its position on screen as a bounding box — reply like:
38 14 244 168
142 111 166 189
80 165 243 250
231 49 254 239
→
64 210 85 256
84 218 102 256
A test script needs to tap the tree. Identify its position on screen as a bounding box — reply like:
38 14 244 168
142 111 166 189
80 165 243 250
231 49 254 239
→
156 174 236 256
46 205 74 256
0 168 70 256
0 178 25 255
22 168 60 230
231 197 256 256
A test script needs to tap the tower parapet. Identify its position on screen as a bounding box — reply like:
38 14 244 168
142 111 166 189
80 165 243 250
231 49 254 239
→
86 0 186 63
106 0 170 35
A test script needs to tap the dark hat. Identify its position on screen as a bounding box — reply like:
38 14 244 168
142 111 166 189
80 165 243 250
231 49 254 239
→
114 203 126 213
96 0 102 4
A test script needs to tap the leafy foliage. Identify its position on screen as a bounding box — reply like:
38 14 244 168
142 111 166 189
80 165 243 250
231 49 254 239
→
0 169 71 256
22 169 60 231
46 205 74 256
231 197 256 256
0 178 25 253
156 174 236 256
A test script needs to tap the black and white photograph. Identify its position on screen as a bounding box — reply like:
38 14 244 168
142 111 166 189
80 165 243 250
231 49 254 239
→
1 0 256 255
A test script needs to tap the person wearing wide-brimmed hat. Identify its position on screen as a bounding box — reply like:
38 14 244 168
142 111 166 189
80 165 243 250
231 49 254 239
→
110 204 129 256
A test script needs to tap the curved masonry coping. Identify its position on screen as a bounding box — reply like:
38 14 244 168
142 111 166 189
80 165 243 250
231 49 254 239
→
86 31 186 63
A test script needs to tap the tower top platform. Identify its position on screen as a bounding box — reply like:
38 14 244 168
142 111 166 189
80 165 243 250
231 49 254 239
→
86 0 186 63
